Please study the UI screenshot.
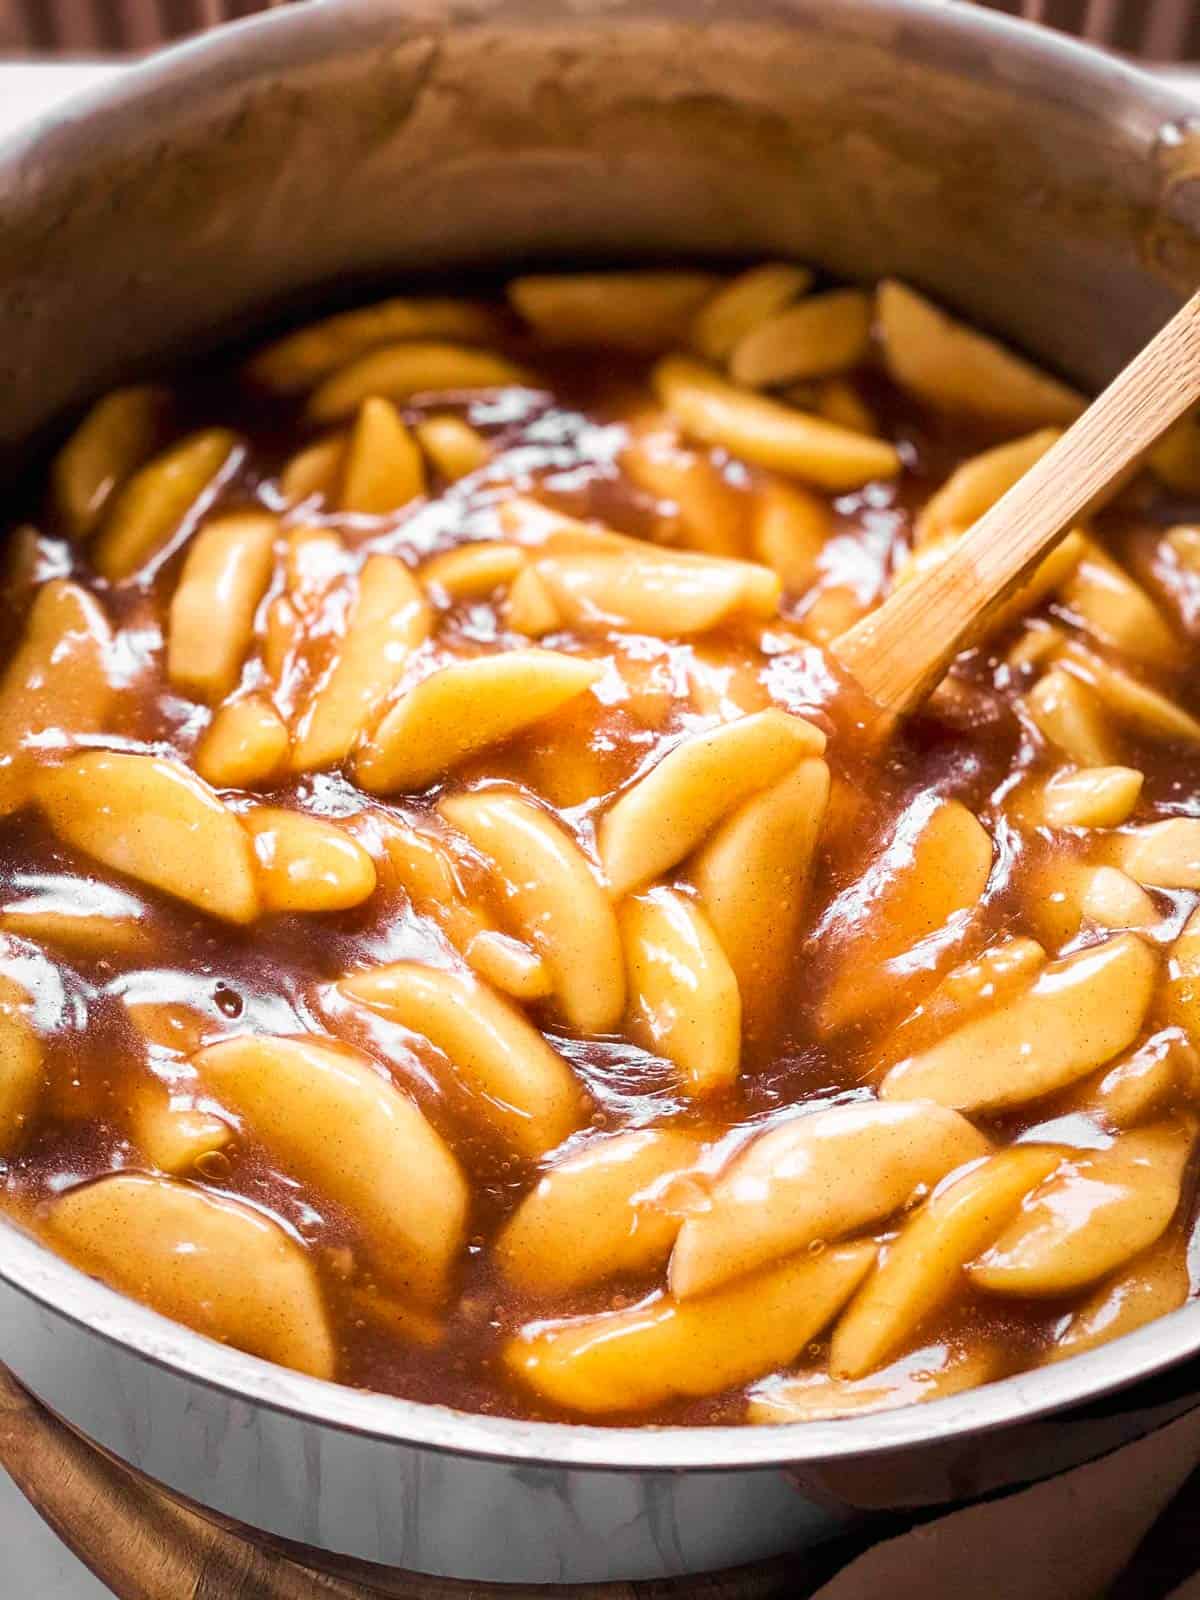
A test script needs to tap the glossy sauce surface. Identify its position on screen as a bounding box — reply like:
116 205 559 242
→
2 270 1200 1426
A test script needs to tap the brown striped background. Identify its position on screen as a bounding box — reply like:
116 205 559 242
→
0 0 1197 57
0 0 1198 57
983 0 1200 57
0 0 299 52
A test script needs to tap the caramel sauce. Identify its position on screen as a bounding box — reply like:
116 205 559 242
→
2 291 1199 1425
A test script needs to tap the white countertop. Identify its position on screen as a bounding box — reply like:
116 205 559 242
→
0 61 120 140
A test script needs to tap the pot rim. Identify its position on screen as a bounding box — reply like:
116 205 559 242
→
3 0 1200 1474
5 1209 1200 1470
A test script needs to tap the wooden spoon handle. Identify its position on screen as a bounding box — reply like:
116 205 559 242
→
833 287 1200 716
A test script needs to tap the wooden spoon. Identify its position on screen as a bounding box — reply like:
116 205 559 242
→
832 288 1200 716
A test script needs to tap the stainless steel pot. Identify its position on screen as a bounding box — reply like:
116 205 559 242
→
3 1 1200 1585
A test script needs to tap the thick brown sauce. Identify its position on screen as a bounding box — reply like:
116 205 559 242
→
2 308 1200 1426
